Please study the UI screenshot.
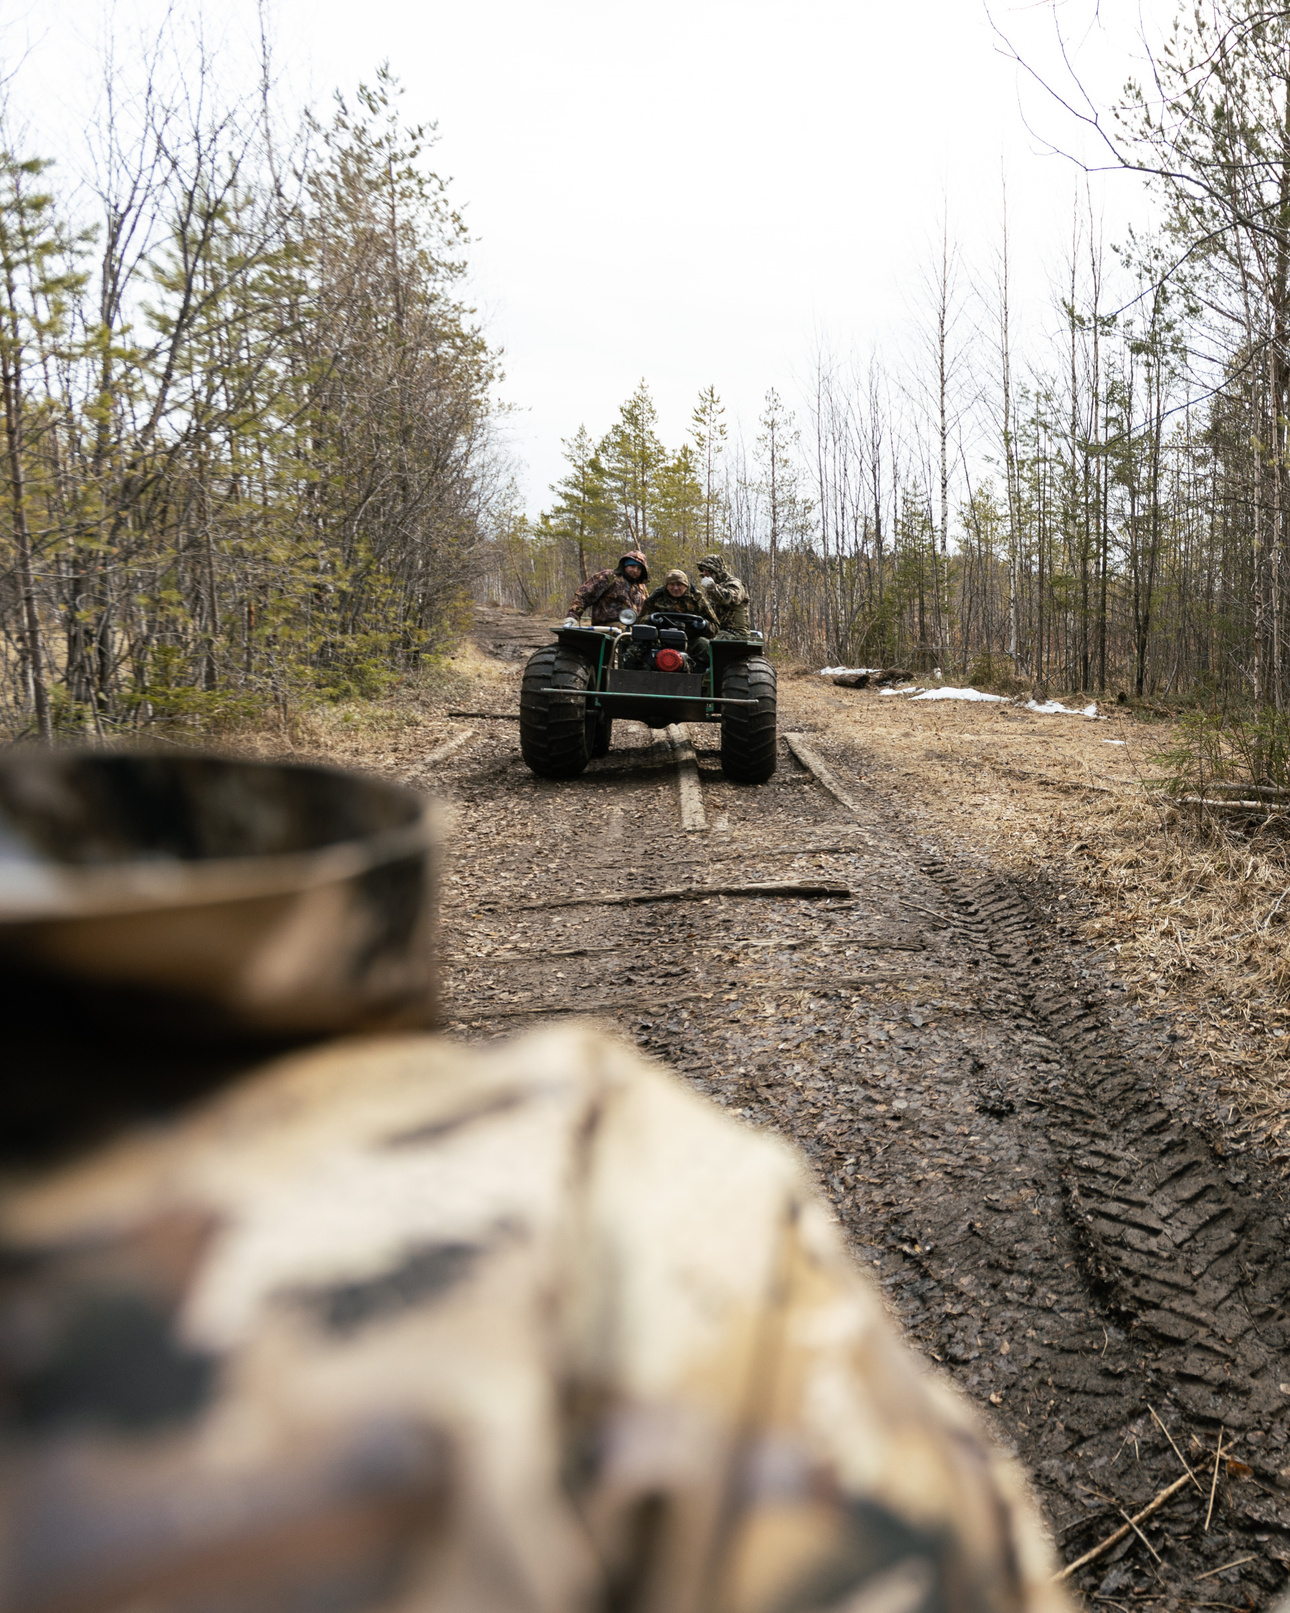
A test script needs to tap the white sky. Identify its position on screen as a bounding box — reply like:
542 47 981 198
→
15 0 1176 509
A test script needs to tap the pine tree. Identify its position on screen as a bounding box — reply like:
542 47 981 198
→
0 149 83 741
546 425 612 580
599 380 664 551
691 384 727 548
652 444 705 569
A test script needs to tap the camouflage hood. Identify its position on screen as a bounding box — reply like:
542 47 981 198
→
698 553 733 584
615 551 649 582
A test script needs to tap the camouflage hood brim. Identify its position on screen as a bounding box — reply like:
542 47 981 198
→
616 551 649 582
698 553 733 583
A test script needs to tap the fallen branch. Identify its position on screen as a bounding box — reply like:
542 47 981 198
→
450 936 922 966
1205 1428 1224 1531
1202 781 1290 798
1054 1473 1192 1581
987 760 1115 794
783 733 862 814
462 879 851 913
710 840 873 860
441 992 702 1023
1170 794 1289 814
446 709 519 720
1146 1405 1203 1493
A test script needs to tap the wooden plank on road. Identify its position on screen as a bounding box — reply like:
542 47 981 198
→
783 732 861 815
666 723 708 832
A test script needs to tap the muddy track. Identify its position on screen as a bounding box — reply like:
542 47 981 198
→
434 614 1290 1606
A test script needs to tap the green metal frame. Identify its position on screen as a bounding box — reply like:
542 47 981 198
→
551 623 765 724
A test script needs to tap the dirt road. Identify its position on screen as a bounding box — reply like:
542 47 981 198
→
407 610 1290 1606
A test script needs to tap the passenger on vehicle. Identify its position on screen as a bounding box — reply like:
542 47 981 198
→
565 550 649 625
696 551 752 635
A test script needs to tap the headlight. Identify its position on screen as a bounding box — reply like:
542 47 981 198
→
618 608 637 624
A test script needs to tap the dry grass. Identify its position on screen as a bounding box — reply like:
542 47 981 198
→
791 678 1290 1164
181 641 520 783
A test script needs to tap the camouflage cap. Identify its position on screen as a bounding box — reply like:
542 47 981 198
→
665 568 689 587
697 553 726 573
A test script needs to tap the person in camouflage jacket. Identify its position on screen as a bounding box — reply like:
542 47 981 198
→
637 568 719 633
565 550 649 625
696 551 752 633
621 568 719 669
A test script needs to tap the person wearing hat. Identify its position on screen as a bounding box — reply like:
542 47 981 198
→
696 551 752 634
622 567 720 670
638 567 719 634
565 550 649 626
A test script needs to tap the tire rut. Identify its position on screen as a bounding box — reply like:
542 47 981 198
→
922 862 1290 1556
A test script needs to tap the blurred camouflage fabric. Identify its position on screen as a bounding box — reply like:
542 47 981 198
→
0 1022 1067 1613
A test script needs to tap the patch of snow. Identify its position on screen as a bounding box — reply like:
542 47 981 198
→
1103 739 1128 747
909 686 1009 703
1024 698 1104 718
818 666 879 676
879 685 924 697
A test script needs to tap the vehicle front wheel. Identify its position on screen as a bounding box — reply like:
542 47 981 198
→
519 645 595 778
719 656 777 783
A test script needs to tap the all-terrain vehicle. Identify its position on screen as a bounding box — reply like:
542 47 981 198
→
519 607 777 783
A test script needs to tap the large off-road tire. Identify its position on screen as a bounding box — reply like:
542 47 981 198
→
719 655 777 783
590 711 613 758
519 645 596 778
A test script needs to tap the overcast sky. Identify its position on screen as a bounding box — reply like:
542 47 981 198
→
15 0 1175 507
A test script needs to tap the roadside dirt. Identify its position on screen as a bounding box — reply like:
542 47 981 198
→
250 609 1290 1606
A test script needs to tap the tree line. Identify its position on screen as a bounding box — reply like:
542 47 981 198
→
486 2 1290 704
0 33 505 741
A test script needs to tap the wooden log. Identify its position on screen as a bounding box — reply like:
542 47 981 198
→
420 729 475 768
461 878 851 913
665 723 708 832
446 709 519 720
831 673 869 689
783 733 862 815
1203 781 1290 799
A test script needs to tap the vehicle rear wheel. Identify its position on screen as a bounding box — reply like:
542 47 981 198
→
591 711 613 758
719 656 777 783
520 646 595 778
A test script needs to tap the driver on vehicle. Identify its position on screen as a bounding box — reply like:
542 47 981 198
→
638 568 718 636
618 568 718 671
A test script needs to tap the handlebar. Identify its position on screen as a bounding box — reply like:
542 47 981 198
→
646 611 713 635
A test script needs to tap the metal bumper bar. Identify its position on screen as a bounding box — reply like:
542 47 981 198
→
537 688 758 707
